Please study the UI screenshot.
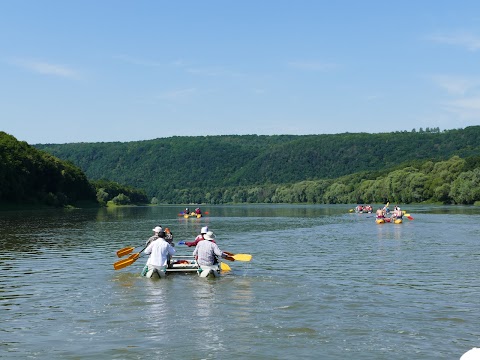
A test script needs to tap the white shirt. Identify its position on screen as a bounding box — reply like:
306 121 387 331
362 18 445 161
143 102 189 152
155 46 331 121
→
144 238 176 267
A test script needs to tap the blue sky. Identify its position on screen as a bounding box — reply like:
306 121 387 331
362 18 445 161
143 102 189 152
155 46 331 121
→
1 1 480 144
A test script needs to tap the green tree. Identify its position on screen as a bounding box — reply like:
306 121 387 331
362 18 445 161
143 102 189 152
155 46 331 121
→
424 156 465 201
112 193 131 205
323 182 349 204
449 169 480 204
96 188 109 205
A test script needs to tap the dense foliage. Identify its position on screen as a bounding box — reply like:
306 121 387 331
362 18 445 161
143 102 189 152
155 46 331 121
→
34 127 480 205
0 132 150 208
0 132 96 207
91 179 148 206
146 155 480 205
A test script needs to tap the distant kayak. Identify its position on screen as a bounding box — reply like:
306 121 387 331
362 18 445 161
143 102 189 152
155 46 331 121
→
183 213 202 219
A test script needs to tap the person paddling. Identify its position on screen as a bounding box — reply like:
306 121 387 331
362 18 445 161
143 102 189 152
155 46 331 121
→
146 226 162 246
185 226 210 247
143 230 176 278
392 205 403 220
164 227 174 245
193 231 233 276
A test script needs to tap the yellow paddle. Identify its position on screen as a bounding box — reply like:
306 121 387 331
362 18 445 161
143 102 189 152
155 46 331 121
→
116 246 135 258
233 254 252 261
220 262 231 271
113 253 141 270
222 253 252 262
113 245 148 270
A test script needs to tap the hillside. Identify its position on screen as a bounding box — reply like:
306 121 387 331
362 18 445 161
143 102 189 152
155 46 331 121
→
34 127 480 204
0 132 97 207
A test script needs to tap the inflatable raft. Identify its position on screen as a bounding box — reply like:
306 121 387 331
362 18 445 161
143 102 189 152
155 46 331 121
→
183 213 202 219
376 217 403 224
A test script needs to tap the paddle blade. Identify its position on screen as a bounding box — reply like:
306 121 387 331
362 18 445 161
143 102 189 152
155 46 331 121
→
407 216 414 220
116 246 135 258
232 254 252 262
113 252 140 270
220 262 231 272
113 257 135 270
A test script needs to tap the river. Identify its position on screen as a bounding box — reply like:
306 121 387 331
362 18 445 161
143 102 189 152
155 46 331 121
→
1 204 479 359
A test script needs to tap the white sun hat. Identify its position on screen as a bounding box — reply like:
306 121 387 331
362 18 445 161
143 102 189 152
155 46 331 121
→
203 231 216 241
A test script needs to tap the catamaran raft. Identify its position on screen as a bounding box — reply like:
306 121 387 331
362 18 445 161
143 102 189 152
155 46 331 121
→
113 247 252 278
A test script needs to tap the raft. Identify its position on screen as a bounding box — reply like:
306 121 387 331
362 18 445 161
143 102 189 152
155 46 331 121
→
142 256 221 279
183 213 202 219
376 217 403 224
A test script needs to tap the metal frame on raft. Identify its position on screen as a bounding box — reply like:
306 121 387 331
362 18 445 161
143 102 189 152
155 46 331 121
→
167 255 199 273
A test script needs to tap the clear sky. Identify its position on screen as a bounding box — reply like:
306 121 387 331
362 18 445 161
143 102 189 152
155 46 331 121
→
1 1 480 144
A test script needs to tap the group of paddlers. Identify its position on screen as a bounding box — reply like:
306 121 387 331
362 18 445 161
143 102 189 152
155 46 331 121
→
375 204 403 221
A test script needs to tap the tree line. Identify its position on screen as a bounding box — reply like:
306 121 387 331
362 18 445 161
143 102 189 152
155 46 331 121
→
34 126 480 205
3 127 480 208
155 155 480 205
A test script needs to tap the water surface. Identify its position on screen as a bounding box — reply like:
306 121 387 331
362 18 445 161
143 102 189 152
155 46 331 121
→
1 204 479 359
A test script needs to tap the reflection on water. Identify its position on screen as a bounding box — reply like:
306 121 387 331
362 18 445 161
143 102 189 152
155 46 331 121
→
141 280 170 342
375 220 408 241
190 281 225 354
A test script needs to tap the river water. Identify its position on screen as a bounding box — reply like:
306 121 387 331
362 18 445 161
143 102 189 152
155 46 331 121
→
1 204 479 359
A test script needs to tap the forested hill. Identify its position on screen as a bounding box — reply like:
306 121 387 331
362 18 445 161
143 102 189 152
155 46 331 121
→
0 132 96 207
34 126 480 203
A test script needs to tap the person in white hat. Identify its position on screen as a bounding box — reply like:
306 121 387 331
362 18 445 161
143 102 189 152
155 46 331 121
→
140 225 163 276
185 226 210 247
193 231 230 266
143 229 176 278
146 225 163 246
192 231 235 277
